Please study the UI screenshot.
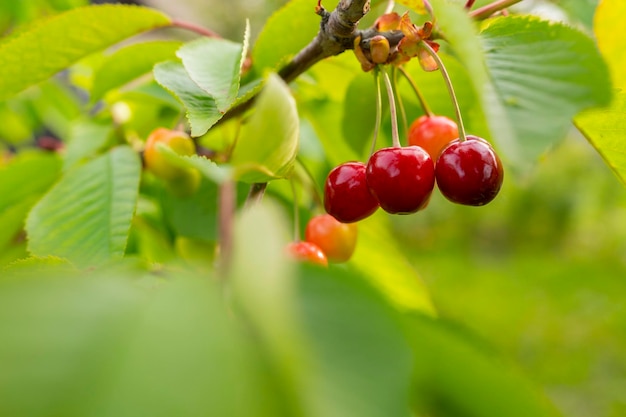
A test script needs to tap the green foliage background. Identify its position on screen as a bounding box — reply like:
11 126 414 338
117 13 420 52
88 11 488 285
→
0 1 624 417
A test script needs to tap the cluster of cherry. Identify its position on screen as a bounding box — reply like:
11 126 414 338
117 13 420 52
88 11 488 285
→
324 114 504 224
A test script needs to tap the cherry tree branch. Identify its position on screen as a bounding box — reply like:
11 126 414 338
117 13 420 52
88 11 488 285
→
170 19 222 38
278 0 371 83
469 0 522 19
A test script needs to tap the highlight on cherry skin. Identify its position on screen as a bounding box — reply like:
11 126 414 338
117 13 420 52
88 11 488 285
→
285 241 328 267
144 127 196 180
324 161 379 223
366 146 436 214
408 115 459 162
435 135 504 206
305 214 358 263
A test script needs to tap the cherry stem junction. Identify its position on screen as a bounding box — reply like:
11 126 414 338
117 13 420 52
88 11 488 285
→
371 69 383 156
382 68 401 148
398 66 434 118
420 41 468 142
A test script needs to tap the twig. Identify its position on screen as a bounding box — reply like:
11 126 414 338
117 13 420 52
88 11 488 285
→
170 19 222 38
278 0 371 83
469 0 523 20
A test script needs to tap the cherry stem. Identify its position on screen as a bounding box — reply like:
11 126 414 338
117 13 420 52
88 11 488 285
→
423 0 435 19
392 67 408 140
370 69 383 156
470 0 522 20
382 69 401 148
290 178 301 242
384 0 395 14
398 66 434 118
295 156 324 209
420 41 467 142
170 19 222 38
464 0 477 9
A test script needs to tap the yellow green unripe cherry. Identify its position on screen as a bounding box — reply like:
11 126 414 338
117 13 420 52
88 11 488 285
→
144 127 200 197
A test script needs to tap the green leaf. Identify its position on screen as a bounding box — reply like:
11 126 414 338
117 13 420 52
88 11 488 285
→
396 0 427 14
342 72 378 156
27 79 82 140
0 269 280 417
0 5 172 100
405 315 562 417
571 0 626 185
298 55 362 166
230 73 299 183
160 179 220 243
593 0 625 89
0 152 62 251
177 21 249 112
352 212 436 315
0 152 62 214
252 0 320 73
479 15 612 164
91 40 181 102
575 92 626 185
26 146 141 268
98 276 278 417
230 203 413 417
63 120 114 170
429 0 518 165
156 140 232 184
296 266 414 417
0 274 143 417
154 60 224 137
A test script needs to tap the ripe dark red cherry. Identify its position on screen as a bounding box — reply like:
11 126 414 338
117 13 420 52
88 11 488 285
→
408 115 458 161
366 146 435 214
435 135 504 206
324 162 379 223
285 241 328 267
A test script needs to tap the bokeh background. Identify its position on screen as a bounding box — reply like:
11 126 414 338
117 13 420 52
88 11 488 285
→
1 1 624 416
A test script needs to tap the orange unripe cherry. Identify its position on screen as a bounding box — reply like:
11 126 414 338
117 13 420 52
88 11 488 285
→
305 214 358 263
144 127 196 180
408 115 459 162
286 241 328 267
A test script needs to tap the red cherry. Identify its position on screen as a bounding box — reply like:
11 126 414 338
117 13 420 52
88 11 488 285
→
408 115 458 161
366 146 435 214
435 135 504 206
324 162 379 223
285 241 328 267
305 214 358 263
